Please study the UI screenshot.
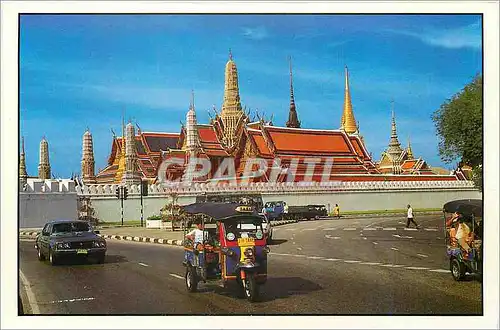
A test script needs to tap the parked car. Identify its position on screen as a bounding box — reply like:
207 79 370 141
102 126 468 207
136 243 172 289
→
35 220 106 265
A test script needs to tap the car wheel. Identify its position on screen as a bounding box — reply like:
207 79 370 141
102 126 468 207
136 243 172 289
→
37 247 45 261
49 249 58 266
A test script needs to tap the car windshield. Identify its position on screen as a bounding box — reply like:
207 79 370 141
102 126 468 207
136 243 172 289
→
52 222 90 234
224 217 264 239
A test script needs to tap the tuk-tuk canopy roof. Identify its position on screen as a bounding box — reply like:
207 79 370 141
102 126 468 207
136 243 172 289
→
443 199 483 217
182 202 259 220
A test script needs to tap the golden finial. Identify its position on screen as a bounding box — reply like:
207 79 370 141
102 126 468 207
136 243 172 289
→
341 65 357 134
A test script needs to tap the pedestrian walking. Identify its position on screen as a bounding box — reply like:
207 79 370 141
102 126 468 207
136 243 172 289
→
406 204 420 229
334 204 340 219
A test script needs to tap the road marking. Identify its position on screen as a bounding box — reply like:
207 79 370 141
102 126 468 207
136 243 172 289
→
344 260 361 263
360 262 381 266
383 228 396 231
428 269 449 273
392 234 401 238
404 228 418 231
405 266 430 270
325 235 341 239
291 254 306 258
363 228 376 231
325 258 341 261
138 262 149 267
307 256 324 260
323 228 337 231
19 270 40 314
269 252 293 256
304 228 316 231
343 228 357 231
391 247 399 251
417 254 428 258
425 228 438 231
402 236 413 239
169 273 184 280
48 297 95 304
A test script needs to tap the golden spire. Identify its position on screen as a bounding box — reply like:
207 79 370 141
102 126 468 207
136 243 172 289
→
386 101 403 158
286 56 301 128
115 110 126 182
340 66 358 134
406 135 414 159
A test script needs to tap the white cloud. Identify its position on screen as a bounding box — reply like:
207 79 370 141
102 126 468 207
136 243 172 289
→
242 26 269 40
386 20 481 50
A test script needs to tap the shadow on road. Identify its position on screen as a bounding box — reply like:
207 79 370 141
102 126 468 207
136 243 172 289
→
53 254 128 266
269 239 288 246
204 277 322 303
258 277 323 302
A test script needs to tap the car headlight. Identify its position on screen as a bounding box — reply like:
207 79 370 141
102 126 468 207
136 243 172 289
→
92 240 106 248
56 242 70 249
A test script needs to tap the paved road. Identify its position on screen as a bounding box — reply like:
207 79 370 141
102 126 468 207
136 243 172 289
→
19 214 482 315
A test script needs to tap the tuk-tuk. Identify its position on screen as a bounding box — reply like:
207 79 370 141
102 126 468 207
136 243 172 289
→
182 202 269 302
443 199 483 281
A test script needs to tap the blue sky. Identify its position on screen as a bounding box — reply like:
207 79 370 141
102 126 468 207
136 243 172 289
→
19 14 482 178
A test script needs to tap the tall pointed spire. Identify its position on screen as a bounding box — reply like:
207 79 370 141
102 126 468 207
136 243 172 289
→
122 121 142 184
186 90 201 151
115 110 126 182
340 66 358 134
386 101 403 159
38 137 51 180
81 129 96 184
406 135 414 159
286 56 301 128
220 50 244 148
19 136 28 188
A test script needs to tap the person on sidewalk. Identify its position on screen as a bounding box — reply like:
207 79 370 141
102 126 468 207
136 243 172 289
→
406 204 420 229
333 204 340 219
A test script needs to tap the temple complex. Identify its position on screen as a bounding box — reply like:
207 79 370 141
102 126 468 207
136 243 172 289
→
92 52 462 184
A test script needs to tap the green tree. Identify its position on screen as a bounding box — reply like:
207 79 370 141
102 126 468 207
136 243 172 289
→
432 74 482 190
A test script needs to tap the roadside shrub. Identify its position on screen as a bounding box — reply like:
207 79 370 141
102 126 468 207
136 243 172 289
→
147 214 162 220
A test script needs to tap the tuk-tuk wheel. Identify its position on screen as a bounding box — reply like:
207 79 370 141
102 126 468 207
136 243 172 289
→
243 274 259 302
450 258 465 281
185 266 198 292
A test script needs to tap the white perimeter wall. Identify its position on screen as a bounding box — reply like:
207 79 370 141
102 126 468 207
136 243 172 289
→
86 189 480 223
262 189 482 213
89 195 197 223
19 193 78 228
